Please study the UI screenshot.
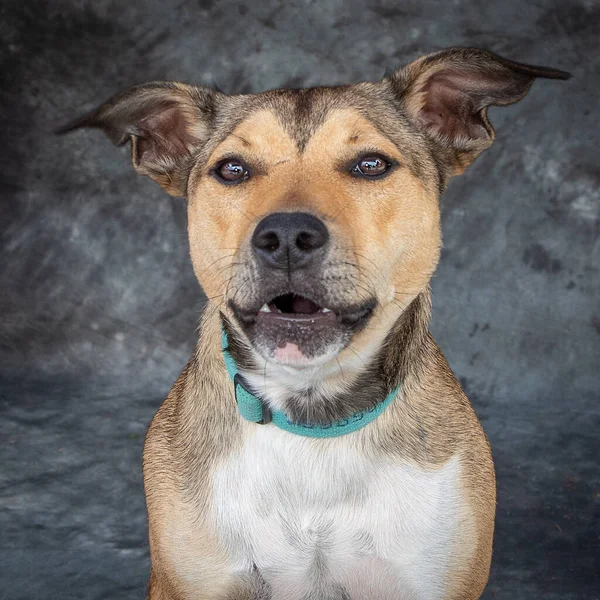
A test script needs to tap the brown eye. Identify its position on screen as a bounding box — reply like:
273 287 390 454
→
214 159 249 184
352 156 390 178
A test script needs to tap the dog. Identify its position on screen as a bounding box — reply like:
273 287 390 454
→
61 47 569 599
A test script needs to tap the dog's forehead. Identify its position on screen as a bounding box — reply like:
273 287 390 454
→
200 87 441 189
261 87 336 152
246 86 380 152
211 108 398 161
209 84 432 173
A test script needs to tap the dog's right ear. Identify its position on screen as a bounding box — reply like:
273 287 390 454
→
57 82 222 197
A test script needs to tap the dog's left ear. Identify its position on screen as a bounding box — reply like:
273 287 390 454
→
57 82 223 197
388 48 570 175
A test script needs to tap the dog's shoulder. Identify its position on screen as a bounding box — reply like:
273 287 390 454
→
370 332 487 464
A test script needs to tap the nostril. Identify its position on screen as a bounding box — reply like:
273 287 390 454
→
255 231 280 253
295 226 328 252
296 231 314 251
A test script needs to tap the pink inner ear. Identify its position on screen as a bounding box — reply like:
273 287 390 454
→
417 72 490 143
135 105 199 169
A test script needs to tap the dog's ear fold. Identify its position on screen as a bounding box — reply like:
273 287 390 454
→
57 82 221 197
388 48 570 175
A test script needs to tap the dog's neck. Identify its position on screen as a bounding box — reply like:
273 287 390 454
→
221 290 432 425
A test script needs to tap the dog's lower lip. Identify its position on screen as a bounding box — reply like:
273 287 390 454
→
257 310 337 322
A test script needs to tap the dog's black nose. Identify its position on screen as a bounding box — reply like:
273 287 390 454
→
252 212 329 270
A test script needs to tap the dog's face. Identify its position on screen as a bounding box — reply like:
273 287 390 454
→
64 48 568 369
187 98 442 366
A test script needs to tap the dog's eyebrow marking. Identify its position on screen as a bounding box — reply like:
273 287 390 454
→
273 159 291 166
230 133 252 148
346 115 366 145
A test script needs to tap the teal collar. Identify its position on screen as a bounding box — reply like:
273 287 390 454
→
221 329 399 438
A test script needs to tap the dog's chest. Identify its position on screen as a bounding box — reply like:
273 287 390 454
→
212 427 463 600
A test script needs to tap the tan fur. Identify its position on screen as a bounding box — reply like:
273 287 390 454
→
381 333 496 597
188 108 441 371
143 311 243 599
62 47 569 600
149 93 498 600
144 303 494 599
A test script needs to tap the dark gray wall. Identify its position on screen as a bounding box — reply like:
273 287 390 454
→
1 1 598 598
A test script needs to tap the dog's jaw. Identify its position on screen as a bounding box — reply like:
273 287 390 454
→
229 292 377 367
223 290 431 424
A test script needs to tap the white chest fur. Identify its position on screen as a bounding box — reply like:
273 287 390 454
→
212 426 464 600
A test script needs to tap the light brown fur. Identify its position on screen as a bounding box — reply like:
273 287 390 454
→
61 47 570 600
143 294 495 599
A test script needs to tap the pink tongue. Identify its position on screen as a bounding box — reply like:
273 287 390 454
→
291 296 319 314
275 343 305 361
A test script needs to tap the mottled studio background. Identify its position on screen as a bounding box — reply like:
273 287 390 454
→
1 0 598 598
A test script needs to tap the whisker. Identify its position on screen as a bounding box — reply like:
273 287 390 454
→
343 345 368 369
230 204 258 223
335 357 347 387
194 253 237 280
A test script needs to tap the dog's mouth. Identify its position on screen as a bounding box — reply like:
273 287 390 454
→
258 293 336 320
230 293 376 364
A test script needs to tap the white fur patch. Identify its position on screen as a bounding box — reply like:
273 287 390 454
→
212 426 465 599
240 320 393 414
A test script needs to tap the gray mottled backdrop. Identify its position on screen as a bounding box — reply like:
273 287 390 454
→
1 1 598 598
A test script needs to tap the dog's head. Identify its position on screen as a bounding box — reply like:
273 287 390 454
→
62 48 569 371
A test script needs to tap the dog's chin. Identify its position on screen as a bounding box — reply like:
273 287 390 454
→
229 293 376 368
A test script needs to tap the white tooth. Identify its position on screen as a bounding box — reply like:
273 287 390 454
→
275 306 283 313
322 308 332 313
259 304 271 313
